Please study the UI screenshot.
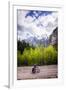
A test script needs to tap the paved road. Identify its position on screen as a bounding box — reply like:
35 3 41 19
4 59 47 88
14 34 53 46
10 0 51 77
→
17 65 58 80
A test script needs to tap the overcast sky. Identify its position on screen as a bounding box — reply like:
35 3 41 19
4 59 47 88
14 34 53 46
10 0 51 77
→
17 10 58 40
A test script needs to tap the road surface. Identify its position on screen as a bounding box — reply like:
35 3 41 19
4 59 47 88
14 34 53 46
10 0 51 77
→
17 65 58 80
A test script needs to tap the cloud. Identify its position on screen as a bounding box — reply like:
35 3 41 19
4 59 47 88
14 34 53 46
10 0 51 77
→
17 10 58 40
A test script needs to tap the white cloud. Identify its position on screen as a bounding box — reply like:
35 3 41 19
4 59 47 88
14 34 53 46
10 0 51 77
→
25 16 35 23
17 10 58 40
17 10 29 26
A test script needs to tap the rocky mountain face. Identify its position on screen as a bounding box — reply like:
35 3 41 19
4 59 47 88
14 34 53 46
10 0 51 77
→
49 27 58 45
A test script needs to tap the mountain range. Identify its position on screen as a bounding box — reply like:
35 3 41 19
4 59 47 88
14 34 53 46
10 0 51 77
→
22 35 49 46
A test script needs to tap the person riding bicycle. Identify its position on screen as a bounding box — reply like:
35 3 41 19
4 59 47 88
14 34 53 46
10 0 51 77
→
32 64 40 74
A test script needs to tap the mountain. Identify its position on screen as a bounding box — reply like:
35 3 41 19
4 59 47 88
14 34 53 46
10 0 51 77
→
49 27 58 50
17 24 58 47
23 35 49 47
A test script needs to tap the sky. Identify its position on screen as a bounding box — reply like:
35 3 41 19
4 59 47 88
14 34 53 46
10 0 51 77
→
17 9 58 40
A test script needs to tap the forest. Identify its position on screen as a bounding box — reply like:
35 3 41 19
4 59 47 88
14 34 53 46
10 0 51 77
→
17 40 58 66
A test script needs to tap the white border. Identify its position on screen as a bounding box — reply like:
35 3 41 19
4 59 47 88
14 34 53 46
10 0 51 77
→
9 1 64 88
